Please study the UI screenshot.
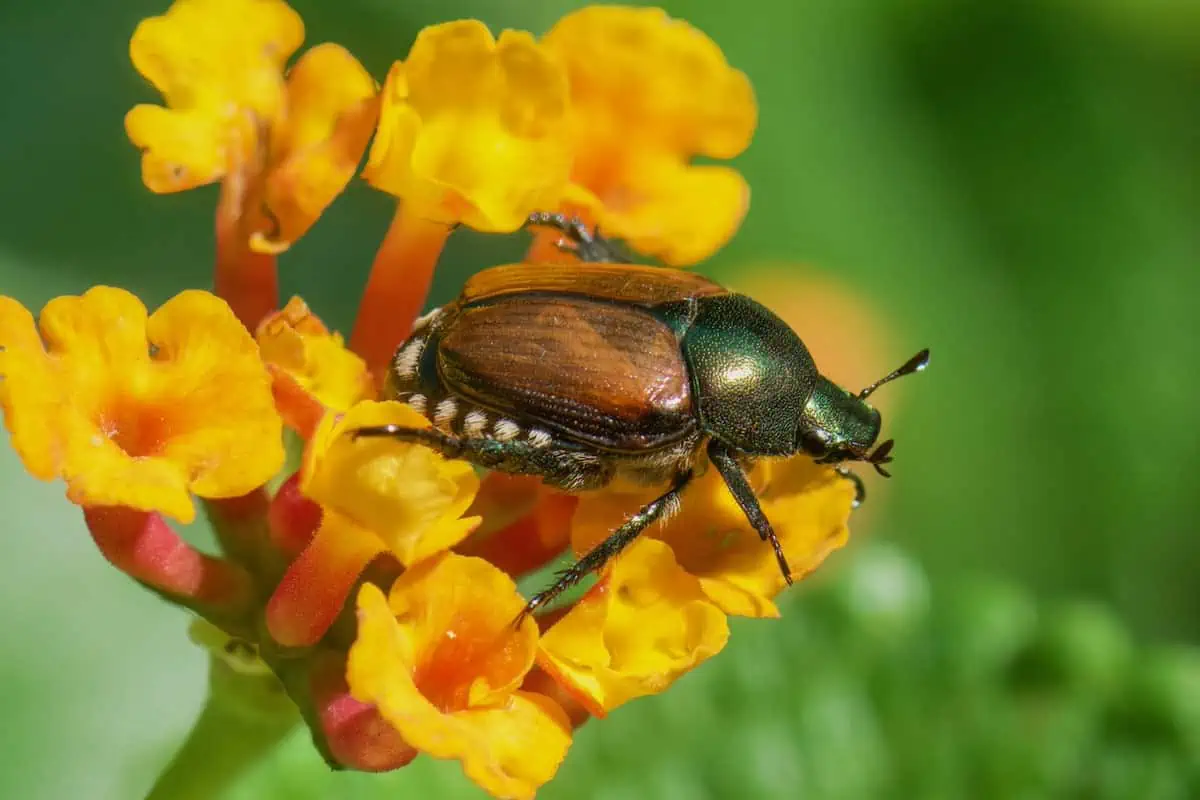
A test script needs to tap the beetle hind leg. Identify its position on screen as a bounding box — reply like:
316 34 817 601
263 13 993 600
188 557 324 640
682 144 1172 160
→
518 469 695 622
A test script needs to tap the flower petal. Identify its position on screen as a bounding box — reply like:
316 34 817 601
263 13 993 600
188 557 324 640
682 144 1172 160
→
542 5 756 265
302 401 480 565
256 43 379 252
256 296 373 433
544 6 756 157
538 537 729 715
0 297 63 480
572 459 854 618
348 556 570 799
126 0 303 192
364 21 571 232
147 290 285 499
567 156 749 266
452 692 572 800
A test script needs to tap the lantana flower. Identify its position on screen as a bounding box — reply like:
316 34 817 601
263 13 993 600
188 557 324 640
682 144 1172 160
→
351 20 572 376
349 553 572 799
126 0 378 328
535 5 757 266
0 287 282 522
265 400 480 647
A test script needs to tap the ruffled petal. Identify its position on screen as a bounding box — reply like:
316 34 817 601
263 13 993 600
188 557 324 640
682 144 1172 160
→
538 538 728 715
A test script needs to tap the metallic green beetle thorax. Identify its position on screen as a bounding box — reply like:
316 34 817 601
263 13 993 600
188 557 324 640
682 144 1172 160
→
682 294 818 455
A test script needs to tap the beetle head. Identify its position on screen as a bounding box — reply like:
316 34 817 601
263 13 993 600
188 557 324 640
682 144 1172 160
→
796 349 929 475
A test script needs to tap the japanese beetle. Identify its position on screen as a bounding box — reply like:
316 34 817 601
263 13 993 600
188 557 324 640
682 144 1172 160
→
354 214 929 615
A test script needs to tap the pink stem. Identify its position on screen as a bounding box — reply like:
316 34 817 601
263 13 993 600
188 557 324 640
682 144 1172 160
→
84 506 254 623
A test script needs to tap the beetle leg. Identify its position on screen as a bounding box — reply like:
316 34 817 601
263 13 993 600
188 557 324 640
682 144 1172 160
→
707 440 793 586
833 466 866 509
351 424 612 490
518 469 695 622
525 211 631 263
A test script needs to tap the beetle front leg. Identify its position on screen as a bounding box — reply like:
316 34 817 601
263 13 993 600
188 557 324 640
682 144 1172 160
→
519 468 695 621
707 440 793 585
833 466 866 508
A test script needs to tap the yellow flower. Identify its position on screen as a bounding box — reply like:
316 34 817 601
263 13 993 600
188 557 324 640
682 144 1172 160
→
349 554 572 799
301 400 480 566
542 6 757 265
572 458 855 618
256 296 373 437
126 0 377 253
0 288 284 522
363 20 571 232
538 538 729 716
125 0 303 192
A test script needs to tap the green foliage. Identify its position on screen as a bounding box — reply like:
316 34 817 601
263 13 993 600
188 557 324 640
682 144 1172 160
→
227 545 1200 799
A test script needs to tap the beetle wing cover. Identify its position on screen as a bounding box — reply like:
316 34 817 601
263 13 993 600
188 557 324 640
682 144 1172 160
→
439 295 695 451
462 263 725 307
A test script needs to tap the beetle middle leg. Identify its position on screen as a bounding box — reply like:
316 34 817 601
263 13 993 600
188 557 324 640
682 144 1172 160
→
525 211 631 263
520 468 695 620
707 440 793 585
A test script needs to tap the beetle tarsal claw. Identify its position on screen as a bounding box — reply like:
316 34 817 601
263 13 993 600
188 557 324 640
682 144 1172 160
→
525 210 630 263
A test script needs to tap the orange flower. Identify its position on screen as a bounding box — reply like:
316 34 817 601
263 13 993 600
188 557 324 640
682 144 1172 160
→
541 6 756 265
126 0 377 327
572 458 855 618
0 287 283 523
126 0 374 247
349 553 572 799
538 538 729 716
256 296 373 436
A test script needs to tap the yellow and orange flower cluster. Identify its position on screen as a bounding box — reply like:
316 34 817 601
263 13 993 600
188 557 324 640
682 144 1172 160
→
0 2 856 798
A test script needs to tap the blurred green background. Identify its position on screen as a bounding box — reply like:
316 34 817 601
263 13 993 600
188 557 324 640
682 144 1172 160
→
1 0 1198 797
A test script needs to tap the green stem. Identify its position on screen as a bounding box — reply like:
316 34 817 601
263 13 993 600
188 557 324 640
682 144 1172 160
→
146 652 299 800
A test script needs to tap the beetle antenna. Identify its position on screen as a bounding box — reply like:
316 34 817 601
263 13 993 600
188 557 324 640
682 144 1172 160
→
858 348 930 400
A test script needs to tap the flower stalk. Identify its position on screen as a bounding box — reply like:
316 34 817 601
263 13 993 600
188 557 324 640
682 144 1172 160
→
146 651 298 800
349 209 452 380
214 162 279 331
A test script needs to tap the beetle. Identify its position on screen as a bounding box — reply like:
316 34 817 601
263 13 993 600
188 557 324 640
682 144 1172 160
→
353 213 929 616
